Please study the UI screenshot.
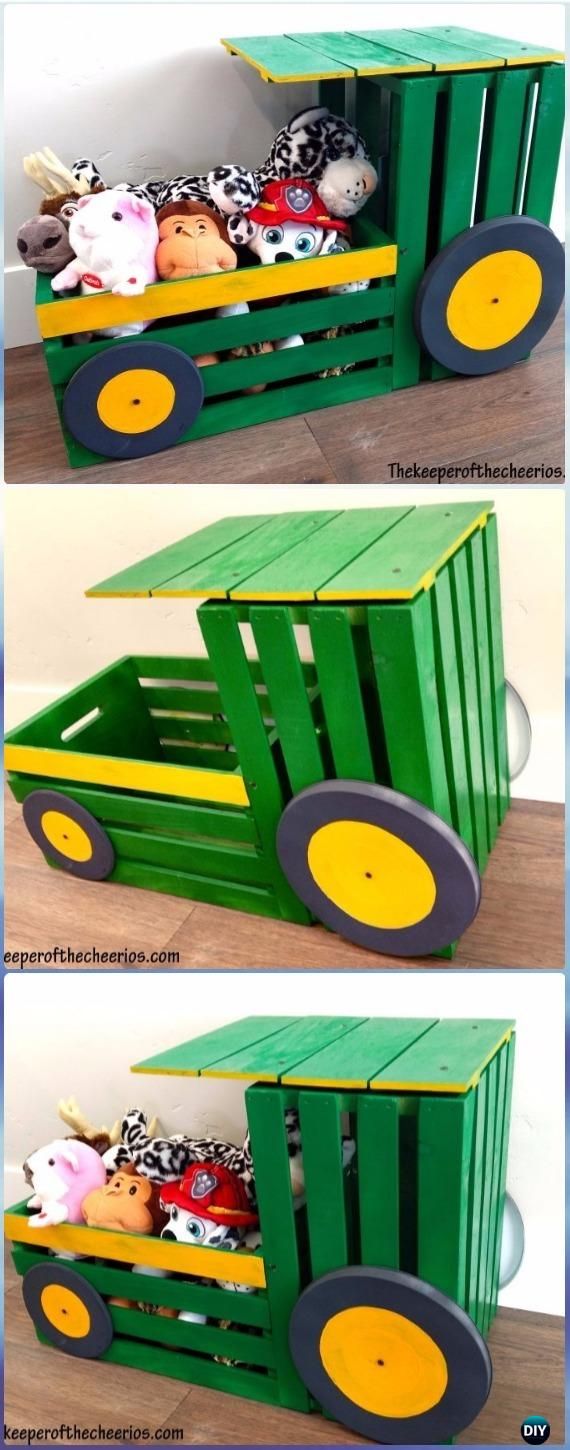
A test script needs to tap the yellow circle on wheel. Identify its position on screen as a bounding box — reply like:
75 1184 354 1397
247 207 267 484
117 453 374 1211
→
40 1284 92 1339
446 250 542 351
40 809 93 864
96 369 176 434
320 1306 448 1419
307 819 436 930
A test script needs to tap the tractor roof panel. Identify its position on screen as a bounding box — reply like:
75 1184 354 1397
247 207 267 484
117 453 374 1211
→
221 28 562 81
131 1015 514 1093
87 501 493 603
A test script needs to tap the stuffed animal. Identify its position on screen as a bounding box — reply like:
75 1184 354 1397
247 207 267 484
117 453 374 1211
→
82 1164 168 1234
16 146 103 276
17 215 75 276
228 179 349 262
71 108 376 224
104 1106 304 1203
160 1162 258 1324
23 1139 107 1228
155 201 237 280
51 188 159 338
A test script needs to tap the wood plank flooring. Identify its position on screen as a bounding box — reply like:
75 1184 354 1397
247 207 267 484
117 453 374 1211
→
4 790 563 968
5 309 563 484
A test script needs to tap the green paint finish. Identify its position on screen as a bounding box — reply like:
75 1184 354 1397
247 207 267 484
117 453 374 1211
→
321 502 492 599
65 1330 280 1404
489 1034 516 1321
223 33 353 80
368 593 453 824
11 1242 270 1325
282 1017 437 1087
523 63 565 224
202 1016 366 1082
232 507 411 601
200 326 392 399
482 1041 508 1334
387 78 438 387
449 548 489 870
480 68 530 218
110 1302 275 1366
111 858 279 918
465 1065 489 1322
354 29 502 69
154 512 339 598
107 826 271 889
134 654 217 681
246 1085 310 1411
5 657 160 766
431 566 475 853
418 1092 475 1306
131 1016 297 1075
357 1094 400 1268
466 531 499 845
289 30 430 74
437 72 488 247
6 776 259 845
309 608 376 781
87 515 268 597
475 1053 498 1332
198 603 309 924
482 515 509 823
416 26 563 65
299 1091 349 1277
249 608 325 794
370 1019 513 1092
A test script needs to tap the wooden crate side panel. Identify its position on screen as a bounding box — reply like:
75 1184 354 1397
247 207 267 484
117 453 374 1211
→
357 1094 400 1269
368 592 453 823
6 657 161 764
489 1033 516 1323
478 68 530 218
110 858 281 919
430 566 476 854
481 1040 509 1334
106 826 272 888
448 548 489 870
298 1090 349 1279
309 608 376 781
249 608 325 795
482 514 510 822
474 1053 498 1331
7 775 259 844
388 77 438 387
108 1302 275 1367
465 1066 489 1324
36 1326 279 1405
466 529 499 847
246 1086 310 1411
523 63 565 223
417 1091 475 1306
198 603 309 924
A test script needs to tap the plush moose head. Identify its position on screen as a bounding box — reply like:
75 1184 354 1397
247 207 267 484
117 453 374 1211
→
228 178 350 263
16 215 75 275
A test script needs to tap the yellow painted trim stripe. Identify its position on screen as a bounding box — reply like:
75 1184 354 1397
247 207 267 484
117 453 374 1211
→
220 38 353 82
506 52 563 65
282 1075 368 1088
37 246 397 339
131 1065 199 1077
317 509 491 601
4 744 250 808
433 58 502 71
370 1027 513 1095
4 1213 266 1287
201 1068 279 1082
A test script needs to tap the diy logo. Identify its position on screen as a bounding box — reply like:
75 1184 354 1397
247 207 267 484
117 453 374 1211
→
521 1415 550 1443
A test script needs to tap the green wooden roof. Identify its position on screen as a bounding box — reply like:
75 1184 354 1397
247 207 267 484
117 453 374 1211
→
221 27 562 82
131 1015 514 1094
86 501 493 604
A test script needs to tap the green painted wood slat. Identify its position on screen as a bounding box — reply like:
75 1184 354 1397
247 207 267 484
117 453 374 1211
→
198 603 310 924
111 858 281 917
309 608 376 781
475 1053 498 1332
289 30 431 74
418 1091 476 1306
357 1094 400 1269
385 77 438 387
298 1090 349 1278
131 1017 297 1075
109 1302 275 1367
107 826 271 889
87 516 270 597
235 506 411 600
465 1065 489 1323
156 512 340 598
449 548 490 869
482 1041 508 1334
482 515 509 823
6 776 260 845
430 566 476 854
203 1016 366 1082
133 654 217 681
36 1327 280 1405
223 33 353 80
319 501 492 599
416 26 563 65
523 63 564 223
489 1033 516 1322
249 607 325 794
200 327 393 399
368 592 453 825
466 530 499 846
479 68 530 218
370 1019 513 1092
282 1018 438 1087
354 29 502 69
246 1085 310 1410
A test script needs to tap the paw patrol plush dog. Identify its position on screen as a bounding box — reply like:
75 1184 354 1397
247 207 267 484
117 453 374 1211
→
229 178 349 260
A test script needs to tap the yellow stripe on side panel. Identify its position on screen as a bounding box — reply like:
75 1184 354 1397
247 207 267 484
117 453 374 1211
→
4 1214 266 1287
36 246 397 339
4 745 250 808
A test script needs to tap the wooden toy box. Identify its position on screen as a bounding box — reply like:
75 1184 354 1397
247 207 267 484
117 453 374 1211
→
5 1014 515 1444
5 501 510 960
34 25 563 467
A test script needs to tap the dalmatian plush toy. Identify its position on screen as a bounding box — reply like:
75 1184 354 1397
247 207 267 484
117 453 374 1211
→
103 1107 304 1207
71 105 376 225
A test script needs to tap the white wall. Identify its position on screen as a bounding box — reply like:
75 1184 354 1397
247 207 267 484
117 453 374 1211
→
4 970 565 1315
5 2 564 345
5 483 565 802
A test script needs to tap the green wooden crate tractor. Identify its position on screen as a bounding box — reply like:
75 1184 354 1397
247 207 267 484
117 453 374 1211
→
6 501 511 961
35 25 564 467
5 1014 516 1444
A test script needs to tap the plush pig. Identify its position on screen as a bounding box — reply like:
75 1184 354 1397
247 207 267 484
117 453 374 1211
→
51 188 159 338
24 1139 107 1228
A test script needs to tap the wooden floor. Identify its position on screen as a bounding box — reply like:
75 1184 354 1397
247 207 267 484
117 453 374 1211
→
4 308 563 484
4 789 563 968
4 1244 564 1445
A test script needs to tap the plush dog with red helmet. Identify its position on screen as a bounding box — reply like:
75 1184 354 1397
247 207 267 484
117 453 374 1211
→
160 1162 258 1249
228 178 350 264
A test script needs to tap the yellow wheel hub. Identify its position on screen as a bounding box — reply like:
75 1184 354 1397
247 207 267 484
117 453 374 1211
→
320 1305 448 1418
40 1283 91 1339
40 809 93 863
96 368 176 434
307 819 436 930
446 249 542 351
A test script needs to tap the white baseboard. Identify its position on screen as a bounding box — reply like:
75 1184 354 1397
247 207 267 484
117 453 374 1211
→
5 1166 27 1206
5 264 42 347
